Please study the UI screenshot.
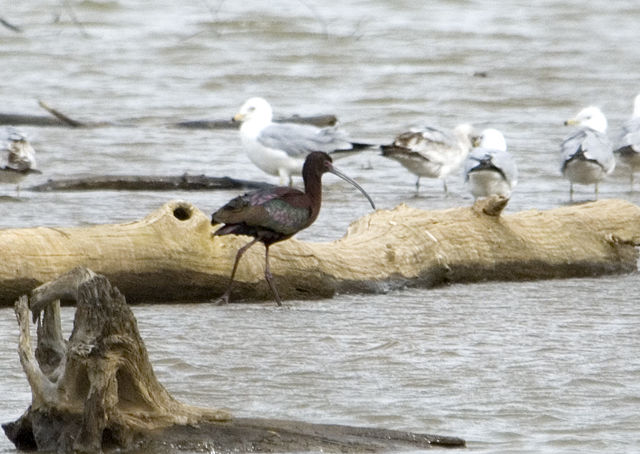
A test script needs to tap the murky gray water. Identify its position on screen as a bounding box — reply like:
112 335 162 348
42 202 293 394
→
1 1 640 452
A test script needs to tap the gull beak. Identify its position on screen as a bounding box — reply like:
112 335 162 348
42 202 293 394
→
232 112 244 123
564 118 578 126
471 135 482 147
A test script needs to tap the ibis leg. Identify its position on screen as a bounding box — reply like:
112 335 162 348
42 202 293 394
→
213 237 259 305
263 245 283 306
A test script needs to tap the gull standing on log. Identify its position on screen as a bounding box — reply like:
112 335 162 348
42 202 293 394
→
232 97 369 186
381 123 475 194
1 127 40 195
464 128 517 199
614 93 640 190
561 106 614 201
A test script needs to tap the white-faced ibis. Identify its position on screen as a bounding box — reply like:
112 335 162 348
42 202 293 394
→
464 128 518 199
381 123 475 194
561 106 614 201
1 127 40 195
614 93 640 191
232 97 370 186
211 151 375 306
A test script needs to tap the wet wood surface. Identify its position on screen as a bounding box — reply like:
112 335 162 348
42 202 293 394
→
0 197 638 307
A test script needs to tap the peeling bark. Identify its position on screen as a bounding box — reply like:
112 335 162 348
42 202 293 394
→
0 197 638 307
2 268 464 452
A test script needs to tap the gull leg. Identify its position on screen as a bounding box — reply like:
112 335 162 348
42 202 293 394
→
213 237 259 305
263 245 282 306
569 183 574 202
278 168 292 187
594 182 599 200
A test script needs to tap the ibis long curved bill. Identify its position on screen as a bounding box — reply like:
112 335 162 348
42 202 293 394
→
326 163 376 210
211 151 375 306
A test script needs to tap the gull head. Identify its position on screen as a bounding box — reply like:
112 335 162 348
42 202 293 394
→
233 97 273 125
564 106 607 133
476 128 507 151
453 123 476 149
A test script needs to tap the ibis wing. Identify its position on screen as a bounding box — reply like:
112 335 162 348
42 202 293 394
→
212 187 311 236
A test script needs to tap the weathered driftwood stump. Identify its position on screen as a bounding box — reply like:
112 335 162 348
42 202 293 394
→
0 197 639 306
3 267 230 452
2 268 465 452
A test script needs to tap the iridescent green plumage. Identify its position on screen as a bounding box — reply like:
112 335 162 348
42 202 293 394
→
211 151 375 306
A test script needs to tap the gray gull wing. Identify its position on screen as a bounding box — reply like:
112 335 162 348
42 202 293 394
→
257 123 354 158
561 128 614 174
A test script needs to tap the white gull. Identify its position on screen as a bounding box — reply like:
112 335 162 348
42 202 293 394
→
561 106 614 201
233 97 369 186
464 128 517 199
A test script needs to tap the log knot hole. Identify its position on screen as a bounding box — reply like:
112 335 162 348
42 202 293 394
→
173 204 193 221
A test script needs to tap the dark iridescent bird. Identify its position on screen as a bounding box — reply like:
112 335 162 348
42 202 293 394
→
211 151 376 306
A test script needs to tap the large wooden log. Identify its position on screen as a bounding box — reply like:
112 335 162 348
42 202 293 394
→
0 197 639 307
2 267 465 452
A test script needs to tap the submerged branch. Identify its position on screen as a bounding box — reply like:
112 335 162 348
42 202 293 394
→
29 174 274 192
0 17 22 32
38 100 85 127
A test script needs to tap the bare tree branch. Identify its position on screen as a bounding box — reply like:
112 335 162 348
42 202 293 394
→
38 100 85 127
0 17 22 32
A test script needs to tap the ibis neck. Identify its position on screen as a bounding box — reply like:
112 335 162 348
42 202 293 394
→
303 169 324 223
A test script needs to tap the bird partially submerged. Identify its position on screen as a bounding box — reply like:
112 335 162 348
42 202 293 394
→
232 97 370 186
1 127 41 194
381 123 476 194
211 151 375 306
